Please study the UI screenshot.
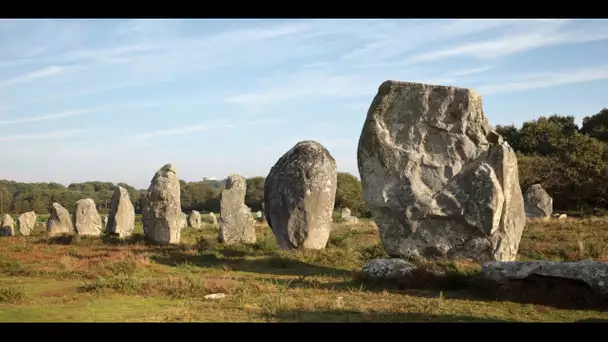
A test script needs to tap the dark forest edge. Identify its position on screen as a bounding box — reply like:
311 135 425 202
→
2 108 608 218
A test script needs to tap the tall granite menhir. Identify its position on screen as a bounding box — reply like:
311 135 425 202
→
107 186 135 238
264 140 337 250
142 164 182 245
218 174 256 244
357 80 526 262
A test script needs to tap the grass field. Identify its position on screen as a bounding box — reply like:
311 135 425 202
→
0 214 607 322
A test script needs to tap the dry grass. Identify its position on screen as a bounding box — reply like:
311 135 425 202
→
0 216 607 322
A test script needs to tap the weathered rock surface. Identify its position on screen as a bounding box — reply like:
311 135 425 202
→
0 214 15 236
47 202 74 236
17 211 37 236
482 260 608 296
341 207 359 224
209 212 218 228
142 164 182 245
188 210 202 229
264 140 337 250
523 184 553 220
74 198 102 236
362 259 417 280
357 81 526 262
107 186 135 238
218 174 256 244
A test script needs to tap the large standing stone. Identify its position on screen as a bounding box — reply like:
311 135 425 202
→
142 164 182 245
357 81 526 262
188 211 202 229
74 198 102 236
523 184 553 220
218 174 256 244
107 186 135 238
47 202 74 236
1 214 15 236
17 211 37 236
264 140 337 250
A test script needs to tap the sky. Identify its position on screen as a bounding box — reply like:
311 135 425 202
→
1 19 608 189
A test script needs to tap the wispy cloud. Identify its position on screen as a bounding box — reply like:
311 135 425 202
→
0 103 157 126
0 129 86 142
479 64 608 94
0 109 92 126
131 121 232 141
0 65 67 89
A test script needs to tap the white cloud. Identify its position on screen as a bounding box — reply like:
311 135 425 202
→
479 64 608 94
0 129 86 142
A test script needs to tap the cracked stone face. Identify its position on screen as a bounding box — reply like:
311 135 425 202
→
357 80 526 262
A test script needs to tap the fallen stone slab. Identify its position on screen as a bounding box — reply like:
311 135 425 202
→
482 260 608 297
362 259 417 280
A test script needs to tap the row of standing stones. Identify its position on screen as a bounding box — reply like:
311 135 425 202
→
1 80 606 300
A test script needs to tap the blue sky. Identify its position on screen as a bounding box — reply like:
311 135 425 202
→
1 19 607 189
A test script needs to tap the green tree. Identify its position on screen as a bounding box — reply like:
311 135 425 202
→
245 177 265 211
335 172 369 217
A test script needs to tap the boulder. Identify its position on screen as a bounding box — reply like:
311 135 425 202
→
0 214 15 236
107 186 135 238
17 211 37 236
357 80 526 262
264 140 337 250
209 212 218 228
47 202 74 236
101 216 108 231
341 207 359 224
142 164 182 245
188 210 202 229
74 198 102 236
218 174 256 244
523 184 553 220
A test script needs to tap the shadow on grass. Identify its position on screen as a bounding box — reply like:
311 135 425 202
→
150 249 351 278
261 309 510 322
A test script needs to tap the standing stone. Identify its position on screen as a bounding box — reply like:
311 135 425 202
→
341 207 359 224
107 186 135 238
188 211 202 229
74 198 102 236
179 212 187 229
0 214 15 236
142 164 182 245
101 216 108 231
357 81 526 262
523 184 553 220
47 202 74 236
264 140 337 250
209 212 218 228
218 174 256 244
17 211 37 236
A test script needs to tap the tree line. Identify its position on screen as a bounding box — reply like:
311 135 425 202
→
1 107 606 217
0 173 371 217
